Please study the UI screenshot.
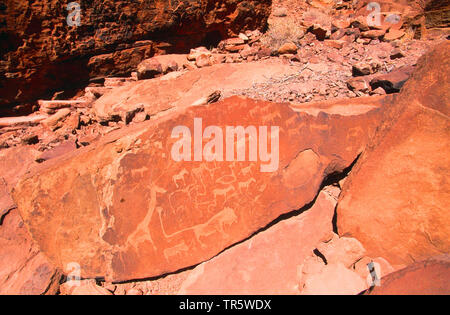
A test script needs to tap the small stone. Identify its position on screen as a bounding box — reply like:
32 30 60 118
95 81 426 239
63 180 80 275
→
41 108 71 131
278 42 298 55
207 91 221 104
309 24 331 41
137 58 163 80
383 29 405 41
347 77 371 93
390 48 405 59
188 47 210 61
370 87 386 95
238 33 249 42
352 60 381 76
195 54 212 68
324 40 345 49
361 30 386 39
21 134 39 145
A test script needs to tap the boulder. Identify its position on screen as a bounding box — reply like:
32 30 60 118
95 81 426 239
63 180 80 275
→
337 42 450 266
14 94 389 282
278 42 298 55
316 234 366 268
352 60 382 76
369 65 415 93
37 141 78 162
188 47 211 61
347 77 372 94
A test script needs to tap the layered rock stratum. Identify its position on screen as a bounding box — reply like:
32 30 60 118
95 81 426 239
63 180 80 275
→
0 0 271 114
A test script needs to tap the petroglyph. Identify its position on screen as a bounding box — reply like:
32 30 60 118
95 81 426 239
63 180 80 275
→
14 96 386 281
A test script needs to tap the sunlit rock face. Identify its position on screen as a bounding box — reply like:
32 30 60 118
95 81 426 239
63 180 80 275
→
13 94 388 282
0 0 272 114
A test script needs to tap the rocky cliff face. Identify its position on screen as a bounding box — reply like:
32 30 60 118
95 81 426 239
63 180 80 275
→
0 0 271 114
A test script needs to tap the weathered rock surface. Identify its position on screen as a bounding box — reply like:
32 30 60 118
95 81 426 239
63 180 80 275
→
0 0 272 113
60 279 113 295
337 42 450 266
93 59 302 122
368 255 450 295
179 189 337 294
301 262 367 295
14 94 388 282
0 209 61 295
316 233 366 268
0 146 60 295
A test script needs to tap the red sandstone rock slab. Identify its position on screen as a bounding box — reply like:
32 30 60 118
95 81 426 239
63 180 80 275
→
368 255 450 295
0 145 60 294
178 190 336 295
369 65 415 93
93 60 302 122
0 209 60 295
14 95 387 282
337 42 450 266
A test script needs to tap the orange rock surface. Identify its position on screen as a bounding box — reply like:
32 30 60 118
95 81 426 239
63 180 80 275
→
14 95 388 282
337 42 450 266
